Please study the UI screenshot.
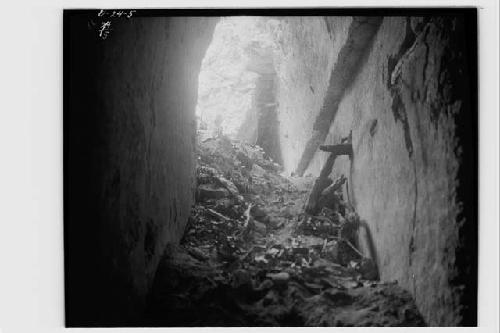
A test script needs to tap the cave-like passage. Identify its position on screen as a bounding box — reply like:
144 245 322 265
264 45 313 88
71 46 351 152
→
195 16 283 165
143 16 426 327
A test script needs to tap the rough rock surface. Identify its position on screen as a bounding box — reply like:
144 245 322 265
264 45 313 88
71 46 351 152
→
196 17 353 171
303 17 476 326
66 13 476 327
196 17 273 139
295 17 384 176
272 17 353 173
65 16 217 325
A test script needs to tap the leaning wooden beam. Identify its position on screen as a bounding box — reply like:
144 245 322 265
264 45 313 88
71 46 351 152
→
206 208 231 222
318 152 339 179
305 176 333 214
304 143 353 215
317 175 347 210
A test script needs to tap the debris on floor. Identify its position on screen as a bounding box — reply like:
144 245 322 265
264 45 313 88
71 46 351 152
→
144 135 426 327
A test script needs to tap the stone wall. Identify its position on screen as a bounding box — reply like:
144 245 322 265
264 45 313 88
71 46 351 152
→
65 13 477 327
272 17 352 173
303 16 477 326
65 14 217 325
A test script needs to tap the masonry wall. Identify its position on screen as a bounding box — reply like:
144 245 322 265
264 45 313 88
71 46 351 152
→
65 14 217 325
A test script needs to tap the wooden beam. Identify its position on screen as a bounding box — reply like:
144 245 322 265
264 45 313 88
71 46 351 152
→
319 143 353 156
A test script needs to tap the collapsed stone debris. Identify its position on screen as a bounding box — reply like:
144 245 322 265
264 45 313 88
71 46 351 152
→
145 135 425 326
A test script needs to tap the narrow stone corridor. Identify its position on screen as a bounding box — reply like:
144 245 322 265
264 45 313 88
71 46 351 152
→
64 10 478 327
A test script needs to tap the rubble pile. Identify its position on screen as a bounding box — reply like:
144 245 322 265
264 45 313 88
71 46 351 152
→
145 136 426 326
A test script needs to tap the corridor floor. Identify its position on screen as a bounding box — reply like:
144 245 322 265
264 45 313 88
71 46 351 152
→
144 136 426 327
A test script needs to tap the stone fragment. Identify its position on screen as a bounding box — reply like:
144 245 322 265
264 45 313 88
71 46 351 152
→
232 268 252 287
216 176 241 198
291 248 310 262
359 258 379 280
266 247 280 257
266 272 290 282
323 289 354 306
197 184 229 201
187 247 209 261
257 279 274 291
253 220 267 235
254 254 268 264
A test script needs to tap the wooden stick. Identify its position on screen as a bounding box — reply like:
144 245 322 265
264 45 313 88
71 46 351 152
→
206 208 231 222
242 204 254 229
319 143 353 156
342 239 365 258
319 153 338 179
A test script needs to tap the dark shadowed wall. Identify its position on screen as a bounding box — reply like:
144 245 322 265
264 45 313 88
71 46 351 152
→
64 13 217 326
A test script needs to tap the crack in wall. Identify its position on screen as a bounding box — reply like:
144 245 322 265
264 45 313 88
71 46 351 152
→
387 18 418 158
385 18 432 298
409 158 418 297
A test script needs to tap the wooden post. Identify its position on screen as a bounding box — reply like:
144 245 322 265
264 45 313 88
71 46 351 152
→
304 143 352 215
